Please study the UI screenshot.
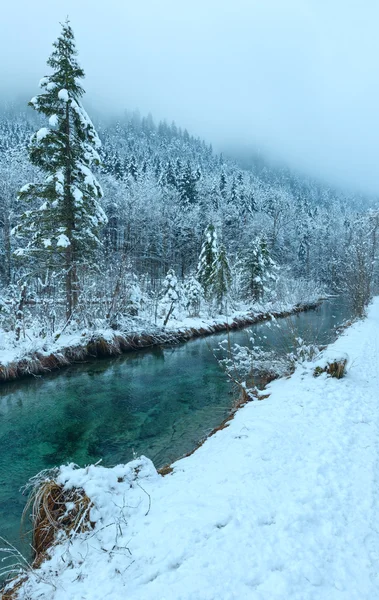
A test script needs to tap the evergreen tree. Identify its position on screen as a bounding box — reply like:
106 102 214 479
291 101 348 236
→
298 234 309 276
113 154 123 179
154 157 161 179
13 20 107 319
162 160 176 188
178 162 197 205
211 244 231 311
230 178 237 204
219 171 227 199
197 224 218 297
242 237 278 301
182 275 203 317
128 155 138 181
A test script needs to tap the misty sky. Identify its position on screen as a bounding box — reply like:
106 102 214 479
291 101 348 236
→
1 0 379 194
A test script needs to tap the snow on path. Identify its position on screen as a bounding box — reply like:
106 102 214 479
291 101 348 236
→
15 299 379 599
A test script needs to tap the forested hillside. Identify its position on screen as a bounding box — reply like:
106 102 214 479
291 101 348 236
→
0 91 377 335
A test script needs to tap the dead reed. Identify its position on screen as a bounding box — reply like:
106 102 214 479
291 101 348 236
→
22 471 94 564
314 359 347 379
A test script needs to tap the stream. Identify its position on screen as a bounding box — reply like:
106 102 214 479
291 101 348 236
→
0 297 353 561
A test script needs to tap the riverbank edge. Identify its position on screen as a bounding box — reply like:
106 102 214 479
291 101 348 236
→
0 301 320 383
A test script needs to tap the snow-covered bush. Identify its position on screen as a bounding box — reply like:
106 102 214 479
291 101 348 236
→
159 269 179 325
181 275 203 317
313 351 348 379
274 274 325 307
218 331 321 396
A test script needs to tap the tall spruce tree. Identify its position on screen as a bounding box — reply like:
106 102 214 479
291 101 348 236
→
242 237 278 301
13 20 107 319
197 224 218 297
211 244 231 311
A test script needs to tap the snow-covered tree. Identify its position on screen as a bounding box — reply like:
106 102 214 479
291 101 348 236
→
177 162 197 205
182 274 203 317
13 20 107 319
197 224 218 297
211 244 231 311
242 237 278 302
161 268 179 325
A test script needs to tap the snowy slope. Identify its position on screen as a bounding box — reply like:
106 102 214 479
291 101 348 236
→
10 299 379 599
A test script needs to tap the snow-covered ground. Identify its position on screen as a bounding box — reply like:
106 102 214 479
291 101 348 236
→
7 298 378 599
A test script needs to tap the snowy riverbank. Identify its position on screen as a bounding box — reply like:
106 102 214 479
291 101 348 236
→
3 297 379 598
0 299 319 382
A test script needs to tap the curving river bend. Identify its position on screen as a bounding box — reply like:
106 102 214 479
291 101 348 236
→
0 298 352 558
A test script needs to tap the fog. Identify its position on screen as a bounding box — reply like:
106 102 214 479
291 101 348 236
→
1 0 379 194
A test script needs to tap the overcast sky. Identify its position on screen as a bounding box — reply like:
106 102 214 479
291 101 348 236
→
1 0 379 194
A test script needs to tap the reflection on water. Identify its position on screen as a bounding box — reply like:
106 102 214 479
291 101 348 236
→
0 298 352 557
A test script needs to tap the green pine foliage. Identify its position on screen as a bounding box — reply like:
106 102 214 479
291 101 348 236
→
13 20 107 318
211 244 231 310
242 237 278 301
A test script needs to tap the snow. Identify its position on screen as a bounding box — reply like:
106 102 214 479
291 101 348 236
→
39 77 49 88
78 162 103 196
36 127 49 142
54 170 64 196
58 89 69 102
13 248 24 257
10 298 379 599
70 99 102 150
72 186 83 205
18 183 31 194
56 233 70 248
48 114 58 127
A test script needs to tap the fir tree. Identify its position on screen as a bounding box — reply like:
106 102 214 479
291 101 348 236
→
178 162 197 205
230 178 237 204
128 155 138 181
197 224 218 297
162 160 176 188
219 171 227 199
298 234 309 276
242 237 278 301
211 244 231 311
182 275 203 317
13 20 107 319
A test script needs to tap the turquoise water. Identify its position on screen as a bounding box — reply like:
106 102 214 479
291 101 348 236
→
0 298 352 560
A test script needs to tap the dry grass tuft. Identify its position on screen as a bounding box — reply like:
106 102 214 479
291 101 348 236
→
1 575 28 600
157 465 174 476
22 472 94 563
314 359 347 379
